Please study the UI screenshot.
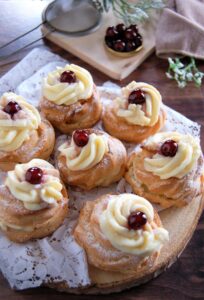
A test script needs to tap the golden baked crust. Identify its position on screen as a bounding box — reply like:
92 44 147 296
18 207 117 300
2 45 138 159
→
56 129 127 190
40 85 102 134
102 102 166 143
0 118 55 171
74 194 161 274
125 148 204 208
0 183 68 243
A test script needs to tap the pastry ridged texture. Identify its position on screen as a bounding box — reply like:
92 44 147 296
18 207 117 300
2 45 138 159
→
0 118 55 171
125 148 204 208
40 85 102 134
74 194 162 273
57 129 127 190
0 183 68 243
102 103 166 143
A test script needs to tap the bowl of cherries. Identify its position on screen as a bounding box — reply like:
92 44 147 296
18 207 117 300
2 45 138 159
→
104 23 143 57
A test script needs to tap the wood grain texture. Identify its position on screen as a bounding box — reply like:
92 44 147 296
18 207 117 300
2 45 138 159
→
45 193 204 295
41 9 156 80
0 1 204 299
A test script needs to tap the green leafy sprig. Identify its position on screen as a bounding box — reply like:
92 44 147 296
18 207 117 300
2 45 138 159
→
93 0 166 24
93 1 203 89
166 57 204 88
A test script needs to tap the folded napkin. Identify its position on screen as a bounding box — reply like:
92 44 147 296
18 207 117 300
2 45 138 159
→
156 0 204 59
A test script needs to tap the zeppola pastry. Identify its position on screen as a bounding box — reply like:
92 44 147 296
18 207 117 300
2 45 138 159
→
74 193 169 273
56 129 127 190
125 132 204 208
40 64 102 133
102 81 166 143
0 159 68 243
0 92 55 171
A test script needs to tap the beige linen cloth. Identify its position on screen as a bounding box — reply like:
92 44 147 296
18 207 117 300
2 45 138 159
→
156 0 204 59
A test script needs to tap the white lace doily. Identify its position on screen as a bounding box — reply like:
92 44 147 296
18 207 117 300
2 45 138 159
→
0 48 200 291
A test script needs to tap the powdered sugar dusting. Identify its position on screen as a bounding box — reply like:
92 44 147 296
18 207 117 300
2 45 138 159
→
0 48 201 291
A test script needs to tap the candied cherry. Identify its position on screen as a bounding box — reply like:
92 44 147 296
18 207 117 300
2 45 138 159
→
137 33 142 40
106 26 118 39
125 41 136 52
25 167 43 185
73 129 89 147
124 28 137 41
105 36 113 49
3 101 21 117
134 36 142 48
60 71 76 84
116 23 126 34
105 23 143 53
128 24 138 34
128 89 145 105
113 40 126 52
160 140 178 157
128 211 147 230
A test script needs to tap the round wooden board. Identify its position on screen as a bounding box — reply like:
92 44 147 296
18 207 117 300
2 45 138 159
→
47 192 204 294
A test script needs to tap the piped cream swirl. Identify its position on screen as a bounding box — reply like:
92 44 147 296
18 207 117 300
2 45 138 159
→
99 194 169 256
42 64 93 105
5 159 63 211
59 133 108 171
115 81 161 126
144 132 201 179
0 93 41 152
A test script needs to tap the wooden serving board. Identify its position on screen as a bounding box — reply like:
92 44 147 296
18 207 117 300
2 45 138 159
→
41 11 156 80
0 47 203 295
47 192 204 294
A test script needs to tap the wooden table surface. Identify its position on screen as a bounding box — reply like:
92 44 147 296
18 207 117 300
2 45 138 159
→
0 1 204 299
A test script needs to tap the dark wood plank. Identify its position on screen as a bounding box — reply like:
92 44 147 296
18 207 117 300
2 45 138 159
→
0 1 204 299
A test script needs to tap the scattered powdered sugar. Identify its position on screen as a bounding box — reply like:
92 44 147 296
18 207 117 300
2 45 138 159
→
0 49 65 96
0 49 91 290
16 61 66 107
0 48 201 291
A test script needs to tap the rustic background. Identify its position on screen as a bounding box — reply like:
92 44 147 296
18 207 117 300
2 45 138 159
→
0 1 204 299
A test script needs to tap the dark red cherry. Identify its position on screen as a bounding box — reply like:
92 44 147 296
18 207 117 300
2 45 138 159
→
134 36 142 48
60 71 76 84
128 24 138 34
105 36 114 49
3 101 21 117
116 23 125 33
106 26 118 39
25 167 43 185
128 211 147 230
160 140 178 157
136 33 142 40
73 129 89 147
128 89 145 105
125 41 136 52
124 28 137 41
113 40 126 52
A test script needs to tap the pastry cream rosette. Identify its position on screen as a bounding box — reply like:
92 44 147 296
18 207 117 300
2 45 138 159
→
42 64 93 106
0 93 55 171
116 81 161 127
5 159 63 211
40 64 101 134
59 133 108 171
0 159 68 242
102 81 165 143
100 194 169 256
57 129 127 189
0 92 41 152
144 132 201 179
74 194 169 273
125 132 203 208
